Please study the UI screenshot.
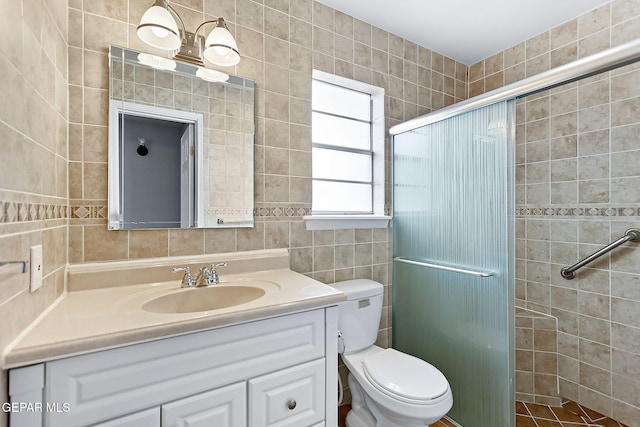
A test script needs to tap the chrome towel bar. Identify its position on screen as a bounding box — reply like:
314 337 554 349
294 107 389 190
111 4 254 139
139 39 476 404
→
561 228 640 280
0 260 29 283
394 257 494 277
0 260 28 273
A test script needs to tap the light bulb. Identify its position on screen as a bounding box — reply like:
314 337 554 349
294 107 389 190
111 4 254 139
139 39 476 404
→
137 4 181 50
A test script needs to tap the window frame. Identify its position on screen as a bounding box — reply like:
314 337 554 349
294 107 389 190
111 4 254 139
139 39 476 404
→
305 70 390 230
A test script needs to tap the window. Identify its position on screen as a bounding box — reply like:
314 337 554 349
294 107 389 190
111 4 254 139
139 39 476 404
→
306 70 389 230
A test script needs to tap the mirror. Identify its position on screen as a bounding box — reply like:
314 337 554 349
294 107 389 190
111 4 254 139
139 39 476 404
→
108 45 255 230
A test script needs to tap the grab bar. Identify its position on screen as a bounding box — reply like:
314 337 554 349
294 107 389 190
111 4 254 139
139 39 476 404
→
561 228 640 280
394 257 494 277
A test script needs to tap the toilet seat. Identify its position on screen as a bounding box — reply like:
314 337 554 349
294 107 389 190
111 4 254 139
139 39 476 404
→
362 348 450 404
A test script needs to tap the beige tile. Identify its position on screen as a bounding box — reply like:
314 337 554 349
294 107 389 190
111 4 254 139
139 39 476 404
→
265 221 289 249
129 230 169 259
551 19 578 50
526 32 550 59
290 247 312 273
579 338 611 370
580 315 611 346
580 363 612 395
579 29 611 59
169 229 205 256
612 15 640 46
264 7 289 41
84 13 127 53
290 177 311 203
83 88 109 126
84 226 128 261
83 162 108 199
237 222 265 251
314 246 334 271
290 0 312 22
84 0 128 22
371 27 388 53
204 228 237 254
579 4 611 38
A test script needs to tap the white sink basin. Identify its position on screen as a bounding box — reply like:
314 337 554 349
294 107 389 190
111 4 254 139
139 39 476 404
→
142 284 268 314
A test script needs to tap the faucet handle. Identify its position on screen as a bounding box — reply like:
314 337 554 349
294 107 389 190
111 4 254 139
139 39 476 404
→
211 262 228 270
171 266 197 288
207 262 227 285
196 266 215 287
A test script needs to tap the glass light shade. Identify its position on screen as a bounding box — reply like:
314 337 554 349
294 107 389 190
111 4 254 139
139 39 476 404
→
137 5 181 50
203 25 240 66
195 67 229 82
137 53 176 70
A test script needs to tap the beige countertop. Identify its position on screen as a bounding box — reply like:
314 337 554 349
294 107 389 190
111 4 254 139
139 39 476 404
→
3 250 345 368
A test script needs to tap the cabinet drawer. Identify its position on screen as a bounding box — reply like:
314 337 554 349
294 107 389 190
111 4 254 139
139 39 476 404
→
91 407 159 427
249 359 325 427
45 310 324 427
162 382 246 427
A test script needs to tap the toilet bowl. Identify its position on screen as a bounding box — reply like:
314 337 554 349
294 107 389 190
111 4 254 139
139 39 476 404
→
331 279 453 427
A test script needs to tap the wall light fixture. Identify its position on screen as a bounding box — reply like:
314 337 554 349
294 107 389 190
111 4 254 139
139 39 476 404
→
137 0 240 68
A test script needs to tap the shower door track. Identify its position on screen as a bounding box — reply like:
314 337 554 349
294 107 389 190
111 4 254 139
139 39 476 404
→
390 38 640 135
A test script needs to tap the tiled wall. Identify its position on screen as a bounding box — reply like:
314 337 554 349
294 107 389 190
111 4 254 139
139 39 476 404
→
0 1 69 426
470 1 640 424
66 0 467 355
516 307 561 406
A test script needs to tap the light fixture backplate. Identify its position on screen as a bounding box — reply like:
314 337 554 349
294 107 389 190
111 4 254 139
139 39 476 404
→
174 31 205 66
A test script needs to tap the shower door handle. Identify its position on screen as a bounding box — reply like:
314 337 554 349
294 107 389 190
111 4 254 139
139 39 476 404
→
394 257 494 277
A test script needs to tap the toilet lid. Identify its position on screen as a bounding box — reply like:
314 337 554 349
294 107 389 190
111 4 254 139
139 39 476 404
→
362 349 449 402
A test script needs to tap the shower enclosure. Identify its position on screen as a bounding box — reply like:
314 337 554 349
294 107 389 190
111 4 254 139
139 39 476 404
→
389 39 640 427
392 101 516 427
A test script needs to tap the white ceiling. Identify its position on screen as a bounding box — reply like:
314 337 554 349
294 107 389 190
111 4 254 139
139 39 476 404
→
315 0 612 65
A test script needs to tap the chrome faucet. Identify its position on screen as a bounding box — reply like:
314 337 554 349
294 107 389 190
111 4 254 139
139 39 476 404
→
171 266 198 288
196 262 228 287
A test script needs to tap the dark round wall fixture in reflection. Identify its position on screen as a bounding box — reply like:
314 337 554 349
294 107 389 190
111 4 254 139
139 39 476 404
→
137 137 149 156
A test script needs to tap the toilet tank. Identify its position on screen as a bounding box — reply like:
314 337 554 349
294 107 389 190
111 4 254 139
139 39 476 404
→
331 279 384 354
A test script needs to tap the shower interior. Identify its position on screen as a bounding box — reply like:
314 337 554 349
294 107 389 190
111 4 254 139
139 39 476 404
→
391 48 640 427
512 60 640 425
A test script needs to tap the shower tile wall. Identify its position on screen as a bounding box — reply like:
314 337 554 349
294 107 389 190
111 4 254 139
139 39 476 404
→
470 1 640 425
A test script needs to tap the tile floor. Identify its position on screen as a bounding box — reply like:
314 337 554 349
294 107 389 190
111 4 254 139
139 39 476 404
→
338 400 629 427
516 400 629 427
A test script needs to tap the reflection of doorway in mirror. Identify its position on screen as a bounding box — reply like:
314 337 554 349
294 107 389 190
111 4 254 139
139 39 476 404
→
108 101 204 230
122 115 193 228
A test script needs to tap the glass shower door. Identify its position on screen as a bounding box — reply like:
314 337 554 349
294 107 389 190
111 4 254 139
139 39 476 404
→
392 101 515 427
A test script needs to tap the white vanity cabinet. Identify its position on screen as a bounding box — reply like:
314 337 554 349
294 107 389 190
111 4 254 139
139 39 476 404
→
9 307 339 427
92 408 160 427
161 382 247 427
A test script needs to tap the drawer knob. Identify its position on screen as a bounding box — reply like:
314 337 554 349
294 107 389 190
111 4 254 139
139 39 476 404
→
287 399 297 410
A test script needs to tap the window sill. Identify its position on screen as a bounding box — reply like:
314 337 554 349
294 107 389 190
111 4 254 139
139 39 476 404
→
303 215 391 230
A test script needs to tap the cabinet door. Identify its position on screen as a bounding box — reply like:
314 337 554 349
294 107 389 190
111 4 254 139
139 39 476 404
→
91 407 159 427
162 382 246 427
249 359 325 427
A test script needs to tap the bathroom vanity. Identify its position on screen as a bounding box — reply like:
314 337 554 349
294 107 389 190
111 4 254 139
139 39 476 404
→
4 250 344 427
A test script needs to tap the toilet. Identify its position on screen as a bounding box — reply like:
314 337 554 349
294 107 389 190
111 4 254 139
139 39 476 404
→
332 279 453 427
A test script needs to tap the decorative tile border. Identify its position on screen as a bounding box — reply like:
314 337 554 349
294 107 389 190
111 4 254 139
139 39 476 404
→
7 202 636 223
516 206 640 217
0 201 69 224
254 207 312 217
71 205 108 220
66 205 314 221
